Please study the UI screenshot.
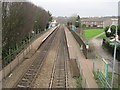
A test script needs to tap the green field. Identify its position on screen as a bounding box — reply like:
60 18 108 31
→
83 29 104 39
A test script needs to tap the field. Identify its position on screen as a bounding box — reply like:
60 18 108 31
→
83 29 104 39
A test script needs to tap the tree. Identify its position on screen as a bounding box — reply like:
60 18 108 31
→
82 24 86 28
2 2 51 58
75 15 81 28
75 21 80 28
118 26 120 40
76 15 80 21
48 11 52 22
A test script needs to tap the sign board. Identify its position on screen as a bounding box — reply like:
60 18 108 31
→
86 41 90 45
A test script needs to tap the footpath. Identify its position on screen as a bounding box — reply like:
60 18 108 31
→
90 32 119 74
64 25 98 88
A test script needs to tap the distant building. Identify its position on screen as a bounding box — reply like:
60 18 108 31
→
111 18 118 25
81 18 104 28
81 17 118 28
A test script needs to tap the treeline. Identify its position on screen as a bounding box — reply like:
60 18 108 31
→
67 15 81 28
2 2 52 59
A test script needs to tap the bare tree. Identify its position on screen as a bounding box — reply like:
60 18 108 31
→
2 2 51 58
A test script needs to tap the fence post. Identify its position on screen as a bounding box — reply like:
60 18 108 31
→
17 53 19 65
93 62 94 72
84 79 86 88
29 33 31 52
23 42 25 58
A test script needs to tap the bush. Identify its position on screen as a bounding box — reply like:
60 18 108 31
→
103 40 120 61
105 25 118 37
81 24 86 28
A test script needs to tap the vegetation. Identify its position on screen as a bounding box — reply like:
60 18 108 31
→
102 39 120 61
74 77 82 88
83 29 104 39
81 24 86 28
2 2 52 65
105 25 120 37
75 15 81 28
67 15 81 28
93 72 119 88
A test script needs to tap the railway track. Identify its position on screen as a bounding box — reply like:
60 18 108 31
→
49 27 69 88
14 27 58 88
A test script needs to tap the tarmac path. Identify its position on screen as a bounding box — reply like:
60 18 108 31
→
90 32 119 74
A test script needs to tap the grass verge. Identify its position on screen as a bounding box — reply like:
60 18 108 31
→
83 29 104 39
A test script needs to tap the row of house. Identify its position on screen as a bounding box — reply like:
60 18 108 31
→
81 17 118 28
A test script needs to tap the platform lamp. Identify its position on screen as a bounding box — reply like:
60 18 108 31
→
107 24 118 89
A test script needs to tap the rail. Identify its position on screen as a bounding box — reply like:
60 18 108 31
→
14 27 58 88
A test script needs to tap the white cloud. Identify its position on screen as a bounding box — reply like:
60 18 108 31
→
29 0 119 3
29 0 119 17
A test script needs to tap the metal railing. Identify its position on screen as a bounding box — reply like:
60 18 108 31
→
2 29 48 68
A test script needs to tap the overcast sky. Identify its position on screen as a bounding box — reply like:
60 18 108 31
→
29 0 119 17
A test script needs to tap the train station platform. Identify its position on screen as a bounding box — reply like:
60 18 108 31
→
64 25 98 88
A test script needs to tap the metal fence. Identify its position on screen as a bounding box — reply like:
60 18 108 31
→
2 30 47 68
91 58 120 88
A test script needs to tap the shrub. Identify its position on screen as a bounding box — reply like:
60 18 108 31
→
105 25 118 37
103 40 120 61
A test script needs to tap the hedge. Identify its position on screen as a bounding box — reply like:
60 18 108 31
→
102 39 120 61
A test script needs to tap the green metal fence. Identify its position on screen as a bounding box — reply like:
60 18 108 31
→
92 60 120 88
2 30 47 68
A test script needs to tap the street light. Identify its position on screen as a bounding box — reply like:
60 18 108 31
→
109 25 118 89
107 25 112 33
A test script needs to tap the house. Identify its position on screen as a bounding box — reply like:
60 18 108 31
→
81 18 104 28
81 17 118 28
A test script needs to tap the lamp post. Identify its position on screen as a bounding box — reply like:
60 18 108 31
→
108 25 118 89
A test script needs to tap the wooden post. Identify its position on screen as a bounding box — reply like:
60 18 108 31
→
93 62 94 72
16 44 19 65
29 33 30 52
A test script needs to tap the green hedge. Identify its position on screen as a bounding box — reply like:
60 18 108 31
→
103 40 120 61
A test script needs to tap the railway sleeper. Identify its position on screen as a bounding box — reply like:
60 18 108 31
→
56 79 65 82
22 78 28 81
56 83 65 87
17 82 29 88
56 77 65 79
17 85 29 88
